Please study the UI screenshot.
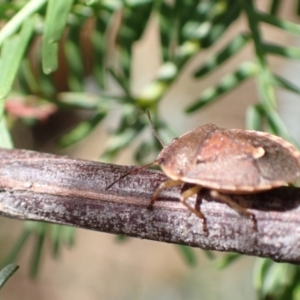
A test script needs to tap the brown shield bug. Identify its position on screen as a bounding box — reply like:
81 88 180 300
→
107 120 300 234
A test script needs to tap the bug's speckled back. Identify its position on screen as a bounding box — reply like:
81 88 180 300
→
157 124 300 193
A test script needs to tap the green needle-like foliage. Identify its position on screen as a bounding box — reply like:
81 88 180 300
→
42 0 75 74
0 264 19 289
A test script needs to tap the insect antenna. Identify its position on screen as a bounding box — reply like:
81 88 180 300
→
106 110 164 190
106 160 159 190
146 109 165 147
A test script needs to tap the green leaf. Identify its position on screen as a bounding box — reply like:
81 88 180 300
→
45 225 74 258
264 108 297 145
269 0 281 15
293 281 300 300
115 235 128 243
64 226 76 247
177 245 197 267
214 253 240 269
112 1 153 82
203 250 216 260
157 1 176 61
50 225 75 257
0 4 18 20
271 74 300 95
42 0 74 74
101 126 143 162
1 226 32 268
92 20 107 89
58 110 107 148
18 59 41 94
108 67 130 96
186 62 258 113
194 32 251 78
0 17 34 103
258 11 300 35
253 258 271 293
58 92 105 109
0 0 46 47
246 104 264 131
0 264 19 289
30 223 47 278
86 0 98 5
263 42 300 60
64 41 84 91
174 0 203 47
202 1 242 48
101 107 146 162
134 140 154 165
0 117 13 148
176 1 242 65
254 259 299 300
136 62 178 107
51 224 63 257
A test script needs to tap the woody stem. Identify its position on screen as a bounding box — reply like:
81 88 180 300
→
0 148 300 263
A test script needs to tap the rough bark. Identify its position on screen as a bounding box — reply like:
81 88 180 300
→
0 148 300 263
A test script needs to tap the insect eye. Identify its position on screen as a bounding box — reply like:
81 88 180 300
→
158 157 165 164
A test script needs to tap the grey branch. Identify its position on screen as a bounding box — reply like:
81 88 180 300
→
0 148 300 263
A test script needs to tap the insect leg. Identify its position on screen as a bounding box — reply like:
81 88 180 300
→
180 186 208 235
148 179 182 209
210 191 258 231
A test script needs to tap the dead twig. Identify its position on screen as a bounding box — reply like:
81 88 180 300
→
0 148 300 263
